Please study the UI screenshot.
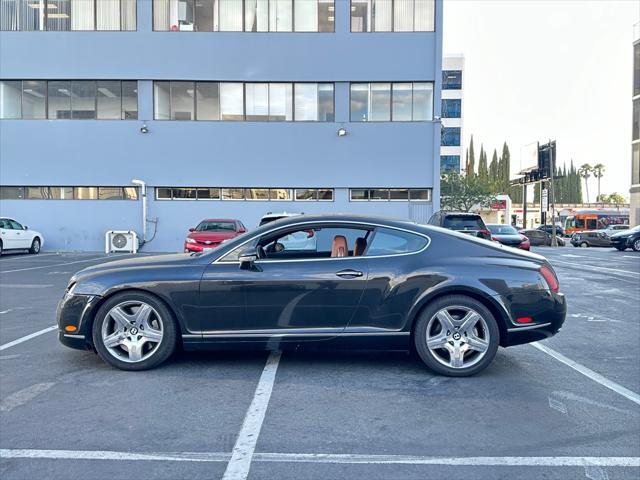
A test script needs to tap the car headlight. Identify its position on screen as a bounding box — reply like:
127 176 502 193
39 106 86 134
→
185 238 197 244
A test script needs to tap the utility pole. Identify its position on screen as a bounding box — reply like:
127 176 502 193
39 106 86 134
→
522 184 527 229
549 139 558 247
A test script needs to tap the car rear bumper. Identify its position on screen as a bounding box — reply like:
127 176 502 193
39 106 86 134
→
56 293 101 350
500 292 566 347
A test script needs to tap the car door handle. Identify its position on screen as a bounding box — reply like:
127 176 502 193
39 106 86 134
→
336 269 363 278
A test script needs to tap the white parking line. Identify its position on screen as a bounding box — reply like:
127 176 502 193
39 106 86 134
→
550 259 640 277
0 325 57 351
0 256 111 273
0 253 58 261
0 383 55 412
0 449 638 467
222 351 281 480
532 342 640 406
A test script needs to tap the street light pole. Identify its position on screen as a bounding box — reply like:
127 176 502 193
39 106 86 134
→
549 140 558 247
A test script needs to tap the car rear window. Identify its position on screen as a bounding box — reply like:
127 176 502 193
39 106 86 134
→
443 215 484 230
488 225 518 235
366 228 428 256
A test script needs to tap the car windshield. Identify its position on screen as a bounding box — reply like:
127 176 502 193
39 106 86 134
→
488 225 518 235
443 216 483 230
195 221 236 232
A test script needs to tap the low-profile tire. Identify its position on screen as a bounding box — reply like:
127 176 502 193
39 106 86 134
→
92 291 178 371
633 239 640 252
579 242 588 248
29 237 40 254
414 295 500 377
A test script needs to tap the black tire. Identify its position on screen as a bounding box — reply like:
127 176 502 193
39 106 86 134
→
92 291 178 371
29 237 40 254
413 295 500 377
579 242 588 248
0 240 3 255
633 239 640 252
615 246 626 251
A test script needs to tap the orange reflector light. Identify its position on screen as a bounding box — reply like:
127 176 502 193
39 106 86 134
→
64 325 77 332
516 317 533 324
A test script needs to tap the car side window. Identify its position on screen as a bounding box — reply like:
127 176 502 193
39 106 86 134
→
0 219 9 229
366 228 428 256
260 226 370 260
9 220 22 230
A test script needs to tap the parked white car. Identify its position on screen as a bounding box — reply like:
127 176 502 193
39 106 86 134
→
0 217 44 255
602 224 630 236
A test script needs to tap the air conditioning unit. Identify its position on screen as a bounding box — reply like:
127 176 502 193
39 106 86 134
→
105 230 138 254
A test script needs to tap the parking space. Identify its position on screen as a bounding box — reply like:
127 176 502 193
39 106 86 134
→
1 249 639 479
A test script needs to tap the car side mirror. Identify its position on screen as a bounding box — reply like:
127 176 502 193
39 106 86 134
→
23 226 28 230
238 228 246 234
238 248 258 270
188 228 195 232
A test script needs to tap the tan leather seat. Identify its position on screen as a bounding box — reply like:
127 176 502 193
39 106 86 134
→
331 235 348 257
354 237 367 256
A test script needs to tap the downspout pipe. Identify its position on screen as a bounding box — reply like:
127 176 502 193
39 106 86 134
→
131 179 147 244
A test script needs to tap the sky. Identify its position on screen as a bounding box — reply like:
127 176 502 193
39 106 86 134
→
443 0 640 200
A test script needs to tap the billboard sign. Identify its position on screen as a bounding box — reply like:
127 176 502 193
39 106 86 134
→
519 142 539 175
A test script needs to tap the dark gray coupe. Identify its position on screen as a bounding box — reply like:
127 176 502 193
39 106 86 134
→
58 214 566 376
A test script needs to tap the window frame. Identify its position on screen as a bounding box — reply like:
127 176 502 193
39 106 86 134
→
349 82 433 122
350 0 435 33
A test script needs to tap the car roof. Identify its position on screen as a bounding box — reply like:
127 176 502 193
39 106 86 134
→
200 219 239 223
440 212 481 217
254 213 422 231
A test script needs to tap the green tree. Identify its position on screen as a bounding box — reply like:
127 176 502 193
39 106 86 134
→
592 163 605 201
489 149 498 183
466 135 476 178
598 192 626 205
578 163 592 203
478 145 489 184
440 171 496 212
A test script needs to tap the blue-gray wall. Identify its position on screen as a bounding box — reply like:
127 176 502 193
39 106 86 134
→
0 0 443 252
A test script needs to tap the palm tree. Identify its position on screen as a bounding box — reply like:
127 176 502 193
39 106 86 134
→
578 164 592 203
592 163 605 201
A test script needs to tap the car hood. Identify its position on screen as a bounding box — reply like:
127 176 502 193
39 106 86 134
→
187 231 238 243
610 230 633 239
492 234 522 242
78 253 199 276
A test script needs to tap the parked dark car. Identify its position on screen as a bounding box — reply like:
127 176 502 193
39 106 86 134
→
520 229 566 247
486 224 528 250
537 224 566 237
428 211 491 240
570 230 611 248
609 225 640 251
184 218 246 253
58 214 566 377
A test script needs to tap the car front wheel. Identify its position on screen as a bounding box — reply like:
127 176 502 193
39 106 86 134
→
92 292 178 371
414 295 499 377
633 239 640 252
29 238 40 254
580 242 588 248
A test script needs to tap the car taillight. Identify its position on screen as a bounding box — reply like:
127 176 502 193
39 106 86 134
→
540 265 559 293
480 229 491 238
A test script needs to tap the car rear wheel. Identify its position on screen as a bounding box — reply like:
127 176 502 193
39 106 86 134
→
633 239 640 252
29 238 40 254
92 292 178 371
414 295 499 377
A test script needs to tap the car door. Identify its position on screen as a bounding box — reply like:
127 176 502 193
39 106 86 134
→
0 219 18 249
199 223 370 338
9 220 32 248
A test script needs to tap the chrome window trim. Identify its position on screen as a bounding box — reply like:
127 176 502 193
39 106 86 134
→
213 220 431 264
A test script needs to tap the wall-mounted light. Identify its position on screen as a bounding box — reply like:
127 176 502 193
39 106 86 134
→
337 127 347 137
140 123 149 134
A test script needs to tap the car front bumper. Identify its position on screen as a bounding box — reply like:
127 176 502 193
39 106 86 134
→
56 293 101 350
184 242 220 253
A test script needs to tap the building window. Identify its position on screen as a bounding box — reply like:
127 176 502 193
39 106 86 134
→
442 70 462 90
350 82 433 122
0 186 138 200
153 81 334 122
440 155 460 173
0 0 136 31
152 0 334 32
634 97 639 142
351 0 434 32
0 80 137 120
156 186 333 201
634 42 639 98
350 188 431 201
441 99 461 118
441 127 461 146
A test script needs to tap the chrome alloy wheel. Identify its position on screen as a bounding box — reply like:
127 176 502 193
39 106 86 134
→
426 305 490 369
101 301 164 363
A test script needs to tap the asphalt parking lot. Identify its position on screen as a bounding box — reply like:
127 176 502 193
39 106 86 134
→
1 247 639 480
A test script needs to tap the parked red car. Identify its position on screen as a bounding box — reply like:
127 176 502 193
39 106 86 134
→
184 219 246 253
